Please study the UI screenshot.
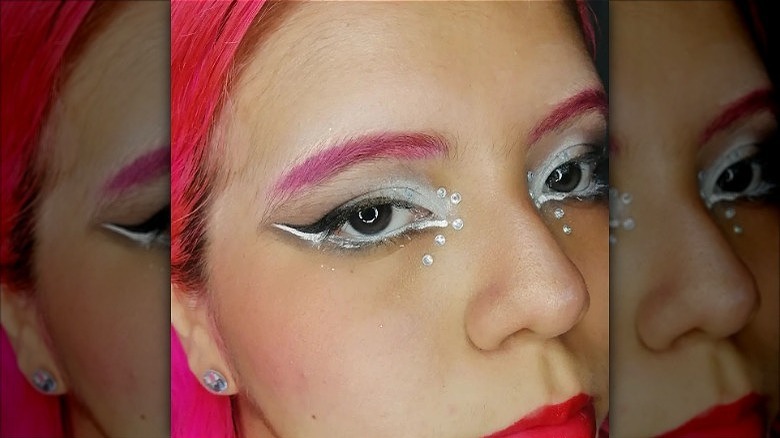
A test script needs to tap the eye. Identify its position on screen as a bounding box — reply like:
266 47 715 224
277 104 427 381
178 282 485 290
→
273 187 449 250
335 202 433 242
344 204 395 235
102 206 170 249
529 143 608 207
546 161 585 193
699 141 778 208
717 160 756 192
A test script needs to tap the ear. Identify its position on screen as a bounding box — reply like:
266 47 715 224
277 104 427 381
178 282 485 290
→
171 283 238 395
0 284 68 395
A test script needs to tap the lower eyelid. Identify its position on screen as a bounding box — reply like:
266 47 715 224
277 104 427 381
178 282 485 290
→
328 218 448 250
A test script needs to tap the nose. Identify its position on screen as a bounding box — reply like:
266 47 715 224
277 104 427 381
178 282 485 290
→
464 205 590 351
635 204 759 351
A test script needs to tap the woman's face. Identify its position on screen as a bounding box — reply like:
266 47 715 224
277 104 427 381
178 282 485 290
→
611 2 778 436
32 2 169 436
200 2 607 437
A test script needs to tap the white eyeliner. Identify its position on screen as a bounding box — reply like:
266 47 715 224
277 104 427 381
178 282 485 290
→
101 223 164 249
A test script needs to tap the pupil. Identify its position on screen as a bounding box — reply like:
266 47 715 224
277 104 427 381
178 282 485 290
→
546 162 582 192
349 204 393 235
716 160 753 193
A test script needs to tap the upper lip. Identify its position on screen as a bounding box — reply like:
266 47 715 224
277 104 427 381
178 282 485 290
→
484 393 594 438
659 393 767 437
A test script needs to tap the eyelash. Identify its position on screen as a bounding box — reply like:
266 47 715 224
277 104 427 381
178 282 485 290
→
102 205 170 249
273 188 448 251
274 144 608 252
527 143 609 208
699 137 778 208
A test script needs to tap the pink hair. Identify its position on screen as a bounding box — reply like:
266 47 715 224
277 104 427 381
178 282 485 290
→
1 0 93 291
171 2 267 437
1 2 95 437
169 1 596 436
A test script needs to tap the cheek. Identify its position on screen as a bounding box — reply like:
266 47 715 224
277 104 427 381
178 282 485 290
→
547 205 609 412
548 203 609 343
34 195 170 430
729 207 779 403
211 239 441 425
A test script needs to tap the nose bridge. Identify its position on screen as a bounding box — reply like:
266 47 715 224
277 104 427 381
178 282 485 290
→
464 197 589 351
635 202 759 351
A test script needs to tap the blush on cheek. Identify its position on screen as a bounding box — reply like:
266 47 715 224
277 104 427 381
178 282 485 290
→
217 261 433 429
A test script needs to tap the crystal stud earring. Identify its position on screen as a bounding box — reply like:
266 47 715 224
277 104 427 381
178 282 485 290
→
202 369 229 394
32 369 57 394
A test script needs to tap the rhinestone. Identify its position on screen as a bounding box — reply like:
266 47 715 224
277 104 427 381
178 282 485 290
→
553 207 565 220
622 218 635 230
434 234 446 246
422 254 434 266
620 192 633 205
202 370 228 393
733 224 743 234
452 218 464 230
609 187 619 199
724 207 736 219
609 234 617 245
436 187 447 198
450 192 462 205
563 224 572 235
32 370 57 394
609 218 620 228
527 171 534 182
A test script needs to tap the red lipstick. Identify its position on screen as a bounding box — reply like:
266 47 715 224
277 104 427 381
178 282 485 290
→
659 393 766 438
484 394 595 438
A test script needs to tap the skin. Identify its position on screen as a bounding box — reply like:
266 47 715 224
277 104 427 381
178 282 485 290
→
610 2 779 436
2 2 169 437
174 2 608 437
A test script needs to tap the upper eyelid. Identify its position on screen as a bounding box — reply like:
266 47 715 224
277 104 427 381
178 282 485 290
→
696 109 777 170
92 175 170 226
276 186 448 228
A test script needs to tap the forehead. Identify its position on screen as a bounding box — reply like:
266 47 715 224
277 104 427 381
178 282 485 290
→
42 2 169 186
221 1 596 176
611 2 769 149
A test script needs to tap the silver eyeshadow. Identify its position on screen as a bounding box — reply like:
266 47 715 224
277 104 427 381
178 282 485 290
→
528 143 605 208
699 142 773 208
272 184 453 250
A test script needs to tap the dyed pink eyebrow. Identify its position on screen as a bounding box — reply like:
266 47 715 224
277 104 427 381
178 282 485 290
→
272 132 448 198
528 88 607 144
699 88 776 145
102 146 170 195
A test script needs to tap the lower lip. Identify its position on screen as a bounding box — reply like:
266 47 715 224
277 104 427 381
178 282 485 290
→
659 393 766 438
484 394 595 438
